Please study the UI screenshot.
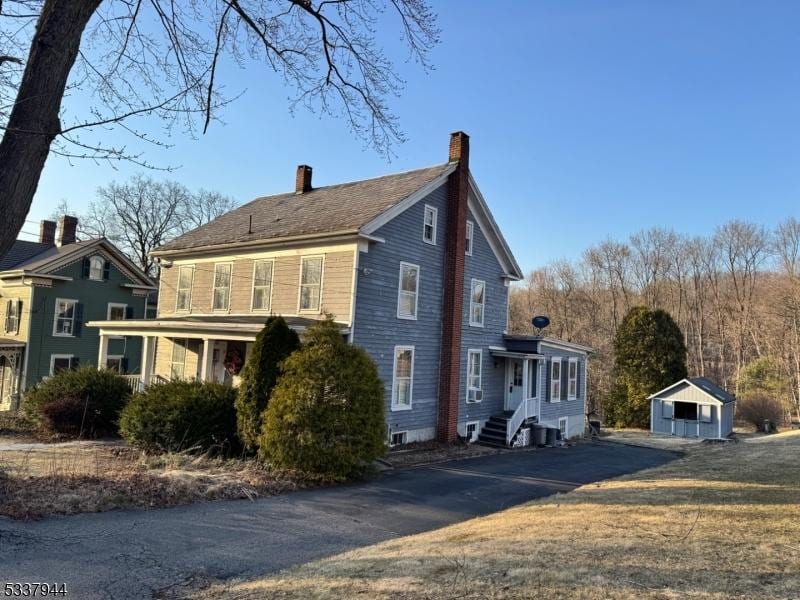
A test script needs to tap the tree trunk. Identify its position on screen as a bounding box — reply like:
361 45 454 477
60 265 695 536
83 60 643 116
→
0 0 101 258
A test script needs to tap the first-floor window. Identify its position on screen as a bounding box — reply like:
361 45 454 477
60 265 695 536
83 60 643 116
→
568 358 578 399
558 417 568 438
392 346 414 410
53 299 77 336
467 349 483 403
106 356 124 373
170 339 187 380
550 357 562 401
50 355 73 376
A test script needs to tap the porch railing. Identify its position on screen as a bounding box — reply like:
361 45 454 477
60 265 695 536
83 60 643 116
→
506 397 527 445
121 375 144 393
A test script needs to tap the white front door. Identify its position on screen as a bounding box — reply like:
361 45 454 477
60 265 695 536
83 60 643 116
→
505 359 524 411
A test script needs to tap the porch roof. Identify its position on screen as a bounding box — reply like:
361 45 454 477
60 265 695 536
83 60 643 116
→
86 315 350 341
488 347 544 360
0 338 25 348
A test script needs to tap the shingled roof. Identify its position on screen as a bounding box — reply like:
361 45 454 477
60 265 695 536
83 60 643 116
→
0 240 53 270
154 163 454 253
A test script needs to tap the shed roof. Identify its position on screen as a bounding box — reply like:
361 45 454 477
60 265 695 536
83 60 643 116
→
648 377 736 404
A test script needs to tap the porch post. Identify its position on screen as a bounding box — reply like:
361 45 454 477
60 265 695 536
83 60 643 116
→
140 336 154 385
200 338 215 382
521 358 529 419
97 334 109 370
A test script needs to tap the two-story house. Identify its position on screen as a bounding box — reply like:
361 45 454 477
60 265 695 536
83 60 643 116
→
0 216 156 410
88 132 591 445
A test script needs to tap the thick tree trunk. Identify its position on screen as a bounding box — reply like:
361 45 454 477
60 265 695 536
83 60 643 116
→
0 0 101 258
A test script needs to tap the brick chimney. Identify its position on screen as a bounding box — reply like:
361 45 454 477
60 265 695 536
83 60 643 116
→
295 165 313 193
437 131 470 443
39 220 56 246
57 215 78 246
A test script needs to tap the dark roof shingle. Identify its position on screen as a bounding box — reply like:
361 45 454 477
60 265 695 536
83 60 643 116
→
0 240 53 270
690 377 736 404
156 163 453 253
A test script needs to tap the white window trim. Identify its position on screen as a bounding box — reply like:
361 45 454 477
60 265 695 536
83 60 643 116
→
567 357 578 400
175 265 195 312
526 359 538 400
550 357 562 402
391 345 415 411
558 416 568 438
465 220 474 256
469 278 486 328
88 255 105 281
699 404 713 424
389 430 408 447
52 298 78 338
49 354 74 376
297 255 325 313
396 261 420 321
211 262 233 312
106 355 124 372
4 298 19 334
465 420 480 443
466 348 483 403
422 204 438 245
250 259 275 312
106 302 127 320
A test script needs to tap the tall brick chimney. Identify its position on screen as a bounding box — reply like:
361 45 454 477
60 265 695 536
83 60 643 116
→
39 220 56 245
57 215 78 246
437 131 470 443
295 165 313 193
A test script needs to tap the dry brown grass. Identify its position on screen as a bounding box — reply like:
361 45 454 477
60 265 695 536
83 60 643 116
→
0 438 309 520
201 431 800 599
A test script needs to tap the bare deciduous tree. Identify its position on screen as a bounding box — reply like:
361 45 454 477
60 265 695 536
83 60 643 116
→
0 0 440 261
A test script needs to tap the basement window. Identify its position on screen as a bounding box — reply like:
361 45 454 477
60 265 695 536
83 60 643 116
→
673 401 698 421
390 431 408 447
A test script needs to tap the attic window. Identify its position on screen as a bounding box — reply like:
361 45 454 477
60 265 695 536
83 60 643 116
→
88 256 105 280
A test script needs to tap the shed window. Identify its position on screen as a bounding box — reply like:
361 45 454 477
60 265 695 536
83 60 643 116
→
699 404 713 423
673 401 698 420
662 401 673 419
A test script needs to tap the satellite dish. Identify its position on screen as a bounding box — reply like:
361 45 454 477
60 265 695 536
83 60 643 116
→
532 315 550 333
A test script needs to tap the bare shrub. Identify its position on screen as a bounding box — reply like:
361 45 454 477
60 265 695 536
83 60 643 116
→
737 394 783 431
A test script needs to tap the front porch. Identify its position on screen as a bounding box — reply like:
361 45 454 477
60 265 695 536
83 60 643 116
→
0 341 24 411
88 315 348 391
482 348 544 447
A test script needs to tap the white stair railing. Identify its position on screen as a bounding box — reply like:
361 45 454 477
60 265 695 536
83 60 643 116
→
506 397 527 445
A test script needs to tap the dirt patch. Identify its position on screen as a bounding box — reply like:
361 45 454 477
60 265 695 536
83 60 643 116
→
0 437 313 520
197 431 800 599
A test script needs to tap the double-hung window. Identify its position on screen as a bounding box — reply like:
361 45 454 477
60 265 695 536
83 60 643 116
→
252 260 274 311
469 279 485 327
88 256 105 280
4 299 20 334
212 263 232 311
170 339 187 380
397 262 419 320
568 358 578 400
50 354 73 376
392 346 414 410
467 349 483 403
550 357 562 402
558 417 568 438
465 221 474 256
53 299 77 336
176 266 194 311
299 256 323 312
107 303 127 321
423 205 437 245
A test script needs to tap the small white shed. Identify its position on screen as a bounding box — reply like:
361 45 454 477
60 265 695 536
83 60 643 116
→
649 377 735 439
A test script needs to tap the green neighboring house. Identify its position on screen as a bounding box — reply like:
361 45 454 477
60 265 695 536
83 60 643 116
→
0 216 155 410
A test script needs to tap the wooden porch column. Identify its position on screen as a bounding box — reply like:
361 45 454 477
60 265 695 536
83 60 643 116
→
140 336 154 385
97 334 109 370
200 338 215 382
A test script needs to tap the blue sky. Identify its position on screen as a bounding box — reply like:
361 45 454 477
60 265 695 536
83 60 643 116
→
25 1 800 272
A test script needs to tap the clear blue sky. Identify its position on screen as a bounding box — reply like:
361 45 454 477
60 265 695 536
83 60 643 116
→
25 1 800 272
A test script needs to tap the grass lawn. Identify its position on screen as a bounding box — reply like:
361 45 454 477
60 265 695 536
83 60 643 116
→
0 436 308 520
201 431 800 599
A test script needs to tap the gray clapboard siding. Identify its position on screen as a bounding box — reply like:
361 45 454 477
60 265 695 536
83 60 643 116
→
352 183 449 437
538 346 586 434
650 381 734 438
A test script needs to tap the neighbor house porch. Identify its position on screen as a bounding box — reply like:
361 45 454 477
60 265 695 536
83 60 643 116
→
87 315 348 391
0 340 24 411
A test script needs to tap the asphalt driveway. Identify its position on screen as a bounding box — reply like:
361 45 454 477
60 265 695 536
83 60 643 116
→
0 440 675 599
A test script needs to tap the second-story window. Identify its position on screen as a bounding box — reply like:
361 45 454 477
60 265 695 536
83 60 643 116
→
299 256 323 312
252 260 274 311
465 221 474 256
423 205 437 245
212 263 232 311
397 262 419 320
87 256 106 281
176 266 194 311
469 279 485 327
53 299 77 336
4 299 20 334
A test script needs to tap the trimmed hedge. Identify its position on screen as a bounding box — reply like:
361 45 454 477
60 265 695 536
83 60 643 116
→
235 316 300 451
259 318 385 478
23 367 131 438
119 380 238 453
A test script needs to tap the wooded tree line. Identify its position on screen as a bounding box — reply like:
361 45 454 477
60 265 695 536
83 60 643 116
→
509 218 800 422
